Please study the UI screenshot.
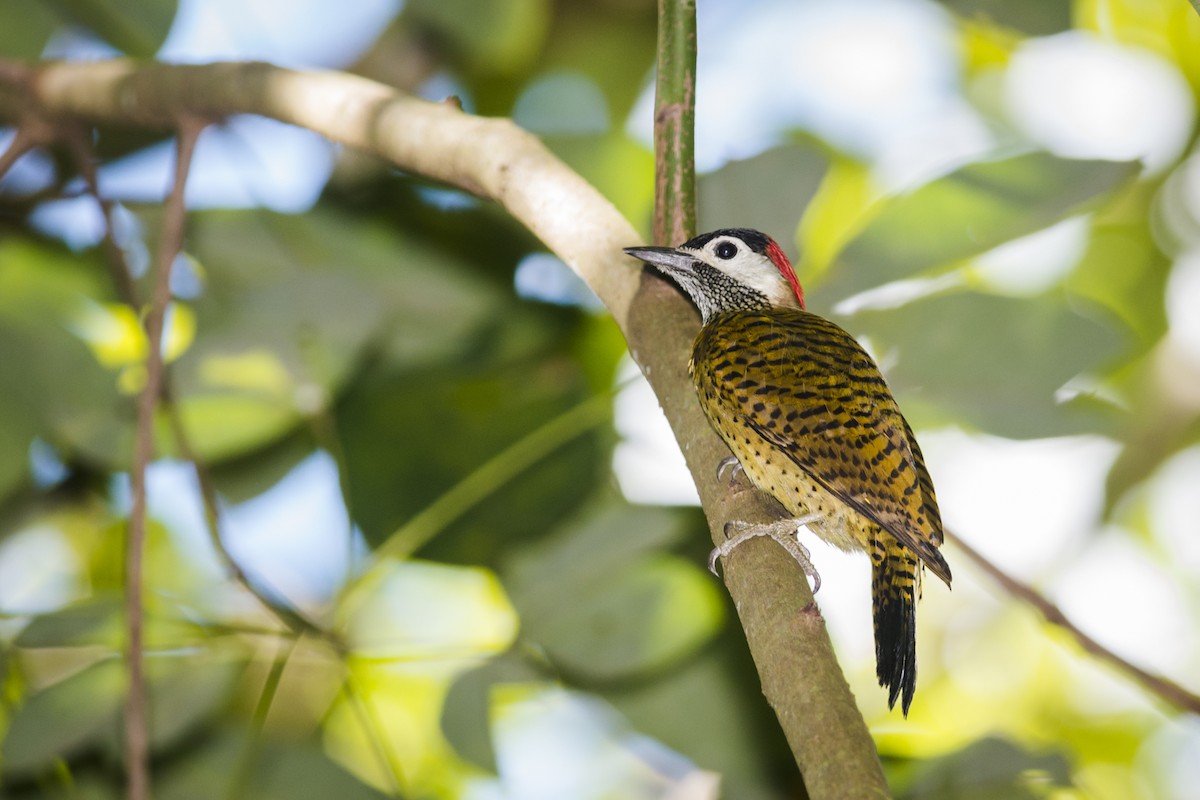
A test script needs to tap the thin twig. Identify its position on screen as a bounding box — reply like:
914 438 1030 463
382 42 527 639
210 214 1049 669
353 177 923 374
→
653 0 697 246
308 405 359 580
340 675 406 797
226 636 301 800
125 118 203 800
62 125 142 306
297 329 361 582
949 531 1200 715
0 124 35 183
62 121 320 641
0 112 59 185
163 406 325 638
373 390 613 562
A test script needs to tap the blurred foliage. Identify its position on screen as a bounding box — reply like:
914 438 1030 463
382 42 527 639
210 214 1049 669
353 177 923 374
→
0 0 178 59
2 1 1200 799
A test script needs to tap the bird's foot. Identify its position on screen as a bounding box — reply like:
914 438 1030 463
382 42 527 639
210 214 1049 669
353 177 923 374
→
716 456 750 491
709 515 823 593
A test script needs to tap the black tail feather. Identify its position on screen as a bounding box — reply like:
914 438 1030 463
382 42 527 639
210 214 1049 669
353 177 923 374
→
872 551 918 715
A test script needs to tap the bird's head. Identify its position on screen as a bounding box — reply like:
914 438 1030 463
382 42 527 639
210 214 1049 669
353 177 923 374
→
624 228 805 323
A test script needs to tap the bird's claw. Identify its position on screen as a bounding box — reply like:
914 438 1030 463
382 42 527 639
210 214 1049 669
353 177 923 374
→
716 455 751 491
709 516 822 593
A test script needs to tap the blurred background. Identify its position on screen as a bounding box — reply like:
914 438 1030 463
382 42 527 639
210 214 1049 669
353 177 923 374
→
1 0 1199 798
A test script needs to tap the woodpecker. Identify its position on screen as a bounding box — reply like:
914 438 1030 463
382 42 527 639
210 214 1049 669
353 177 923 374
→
625 228 951 715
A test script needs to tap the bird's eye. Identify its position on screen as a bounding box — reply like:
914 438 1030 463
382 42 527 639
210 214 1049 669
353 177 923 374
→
715 241 737 259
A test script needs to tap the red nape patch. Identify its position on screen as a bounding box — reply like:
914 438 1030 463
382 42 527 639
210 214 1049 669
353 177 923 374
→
766 239 805 309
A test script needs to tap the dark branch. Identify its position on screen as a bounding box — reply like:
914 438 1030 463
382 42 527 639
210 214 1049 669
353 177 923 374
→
124 118 202 800
62 126 143 306
61 125 325 641
950 531 1200 715
0 116 52 184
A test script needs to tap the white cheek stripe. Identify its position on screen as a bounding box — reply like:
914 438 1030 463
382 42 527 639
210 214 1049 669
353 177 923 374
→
726 256 797 307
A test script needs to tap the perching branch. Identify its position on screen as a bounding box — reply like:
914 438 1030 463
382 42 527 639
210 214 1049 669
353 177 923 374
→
124 117 202 800
649 2 887 794
0 59 642 324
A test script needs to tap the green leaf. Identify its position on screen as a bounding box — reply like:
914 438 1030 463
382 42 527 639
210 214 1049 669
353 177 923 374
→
155 206 502 465
502 498 690 595
504 499 723 682
209 428 318 504
1102 354 1200 512
1066 220 1168 346
0 238 127 478
337 560 518 660
441 651 542 772
844 289 1127 438
14 597 123 649
441 499 703 770
1 657 124 774
537 2 656 117
542 132 655 229
337 323 604 555
536 554 723 681
0 0 59 58
141 652 244 752
156 733 387 800
53 0 180 57
0 768 120 799
405 0 551 76
0 390 35 504
935 0 1072 36
2 649 245 776
699 144 830 258
0 319 130 473
893 736 1073 799
814 154 1140 304
796 155 876 285
0 206 504 472
1105 421 1200 514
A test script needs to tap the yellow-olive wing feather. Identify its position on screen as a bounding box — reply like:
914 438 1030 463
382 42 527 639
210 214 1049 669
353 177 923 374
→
695 309 951 585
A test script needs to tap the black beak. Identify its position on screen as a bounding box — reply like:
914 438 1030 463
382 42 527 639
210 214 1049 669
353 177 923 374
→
623 246 697 274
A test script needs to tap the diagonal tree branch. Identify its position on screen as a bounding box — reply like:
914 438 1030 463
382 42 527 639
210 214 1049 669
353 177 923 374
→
650 1 887 793
125 117 202 800
0 59 643 326
950 531 1200 715
59 122 321 641
0 121 43 181
61 125 143 305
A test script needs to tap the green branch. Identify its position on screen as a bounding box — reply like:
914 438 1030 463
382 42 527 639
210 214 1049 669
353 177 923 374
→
375 392 612 562
653 0 697 245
